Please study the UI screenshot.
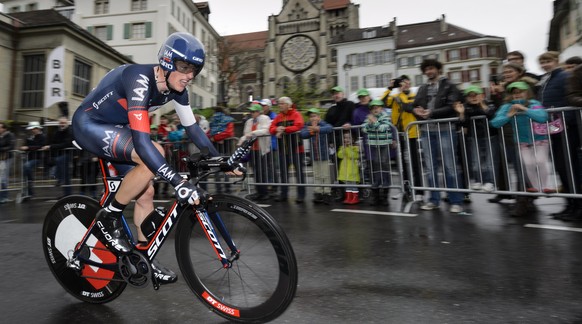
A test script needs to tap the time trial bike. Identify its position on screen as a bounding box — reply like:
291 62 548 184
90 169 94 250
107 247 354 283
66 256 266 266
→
42 137 298 323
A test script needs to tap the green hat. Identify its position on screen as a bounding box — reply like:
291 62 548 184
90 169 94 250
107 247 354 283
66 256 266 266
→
306 107 321 115
464 85 483 95
331 86 344 92
507 81 530 92
357 88 370 97
150 124 158 129
369 99 384 107
248 104 262 111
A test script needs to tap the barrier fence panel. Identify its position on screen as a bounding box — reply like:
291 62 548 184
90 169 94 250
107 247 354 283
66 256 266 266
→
0 150 23 203
7 126 409 207
243 125 406 206
402 106 582 211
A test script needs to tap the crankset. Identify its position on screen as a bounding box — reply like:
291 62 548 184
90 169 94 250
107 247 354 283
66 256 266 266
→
119 252 151 288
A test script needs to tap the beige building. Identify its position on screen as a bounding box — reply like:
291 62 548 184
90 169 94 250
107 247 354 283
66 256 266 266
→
549 0 582 61
1 0 221 111
0 9 131 123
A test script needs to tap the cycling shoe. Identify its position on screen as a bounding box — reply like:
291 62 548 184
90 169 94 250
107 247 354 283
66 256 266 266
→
95 209 133 254
151 260 178 284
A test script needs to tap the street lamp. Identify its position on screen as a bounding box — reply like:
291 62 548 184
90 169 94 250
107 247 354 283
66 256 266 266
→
343 63 352 94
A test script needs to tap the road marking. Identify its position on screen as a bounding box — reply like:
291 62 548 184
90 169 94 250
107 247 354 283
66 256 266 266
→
524 224 582 233
331 209 417 217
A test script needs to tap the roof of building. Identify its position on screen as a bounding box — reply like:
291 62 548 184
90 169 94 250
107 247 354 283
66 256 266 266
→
9 9 133 63
322 0 351 10
10 8 72 27
331 16 503 48
330 25 393 43
224 31 268 51
397 18 503 49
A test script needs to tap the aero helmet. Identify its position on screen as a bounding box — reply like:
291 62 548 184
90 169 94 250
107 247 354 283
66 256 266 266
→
158 32 205 77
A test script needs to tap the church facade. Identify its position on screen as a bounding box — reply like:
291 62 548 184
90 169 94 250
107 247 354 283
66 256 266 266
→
224 0 359 105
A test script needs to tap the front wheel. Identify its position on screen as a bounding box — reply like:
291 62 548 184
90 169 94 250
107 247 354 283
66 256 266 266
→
175 194 298 323
42 195 127 303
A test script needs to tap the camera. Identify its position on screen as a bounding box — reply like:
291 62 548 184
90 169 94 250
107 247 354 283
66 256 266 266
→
391 78 403 89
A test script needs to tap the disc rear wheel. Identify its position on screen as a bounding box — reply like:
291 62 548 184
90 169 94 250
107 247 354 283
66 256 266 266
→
42 195 126 303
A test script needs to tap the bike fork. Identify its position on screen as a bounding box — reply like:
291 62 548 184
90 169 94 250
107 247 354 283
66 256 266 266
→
195 209 239 268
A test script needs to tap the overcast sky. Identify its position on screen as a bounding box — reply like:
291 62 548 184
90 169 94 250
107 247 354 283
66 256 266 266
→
208 0 555 75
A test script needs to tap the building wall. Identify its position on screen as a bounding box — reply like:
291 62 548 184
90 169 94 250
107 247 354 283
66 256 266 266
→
11 27 131 123
335 36 397 94
2 0 221 110
0 16 15 121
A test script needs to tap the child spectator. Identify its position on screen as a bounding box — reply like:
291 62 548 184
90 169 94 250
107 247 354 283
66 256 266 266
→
490 81 555 194
300 108 333 204
454 85 498 193
337 131 360 204
362 99 394 206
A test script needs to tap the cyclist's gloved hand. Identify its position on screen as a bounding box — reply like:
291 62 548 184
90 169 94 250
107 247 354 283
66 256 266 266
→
228 162 246 175
175 180 200 205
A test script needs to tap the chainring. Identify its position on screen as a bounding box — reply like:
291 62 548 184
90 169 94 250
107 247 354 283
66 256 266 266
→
118 252 151 289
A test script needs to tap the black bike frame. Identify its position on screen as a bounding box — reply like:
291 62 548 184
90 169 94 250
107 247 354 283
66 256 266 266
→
72 159 239 271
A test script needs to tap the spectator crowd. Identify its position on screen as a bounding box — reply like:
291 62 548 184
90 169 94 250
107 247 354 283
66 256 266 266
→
2 50 582 224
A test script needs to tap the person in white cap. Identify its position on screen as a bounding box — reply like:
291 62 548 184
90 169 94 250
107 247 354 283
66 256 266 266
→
19 121 46 198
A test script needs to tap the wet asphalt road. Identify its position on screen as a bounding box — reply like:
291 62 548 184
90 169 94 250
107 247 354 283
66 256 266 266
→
1 189 582 323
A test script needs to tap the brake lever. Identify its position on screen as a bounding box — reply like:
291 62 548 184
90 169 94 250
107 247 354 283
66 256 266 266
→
232 167 247 185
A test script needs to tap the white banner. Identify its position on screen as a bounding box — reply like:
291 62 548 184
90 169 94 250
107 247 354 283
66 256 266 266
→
44 45 65 108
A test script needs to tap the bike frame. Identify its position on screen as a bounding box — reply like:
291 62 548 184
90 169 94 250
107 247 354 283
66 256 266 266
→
71 159 240 273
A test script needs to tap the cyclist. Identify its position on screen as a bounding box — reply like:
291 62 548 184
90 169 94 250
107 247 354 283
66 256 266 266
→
72 32 237 284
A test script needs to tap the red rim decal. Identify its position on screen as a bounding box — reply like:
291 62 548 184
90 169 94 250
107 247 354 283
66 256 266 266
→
202 291 241 317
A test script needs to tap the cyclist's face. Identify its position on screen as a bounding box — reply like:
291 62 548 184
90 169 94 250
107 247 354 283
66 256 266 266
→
169 61 196 92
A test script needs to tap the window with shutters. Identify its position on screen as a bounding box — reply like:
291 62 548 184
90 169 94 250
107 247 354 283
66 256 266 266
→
382 50 393 63
364 75 376 88
95 0 109 14
73 59 92 96
350 75 358 93
469 69 480 82
468 47 480 59
21 54 45 109
399 57 408 67
131 0 147 11
93 25 112 41
132 23 146 39
449 71 462 83
366 52 375 65
448 49 460 61
375 51 383 65
124 22 152 39
357 53 365 67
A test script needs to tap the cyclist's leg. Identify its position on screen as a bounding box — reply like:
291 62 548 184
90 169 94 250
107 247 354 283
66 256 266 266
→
73 115 161 253
134 181 155 242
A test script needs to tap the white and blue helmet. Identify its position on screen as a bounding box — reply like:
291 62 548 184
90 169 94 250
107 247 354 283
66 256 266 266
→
158 32 205 77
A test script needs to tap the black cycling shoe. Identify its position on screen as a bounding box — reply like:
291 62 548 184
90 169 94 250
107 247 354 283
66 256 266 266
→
95 209 133 254
151 260 178 284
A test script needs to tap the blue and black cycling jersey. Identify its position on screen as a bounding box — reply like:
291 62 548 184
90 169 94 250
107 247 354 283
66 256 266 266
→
72 64 218 187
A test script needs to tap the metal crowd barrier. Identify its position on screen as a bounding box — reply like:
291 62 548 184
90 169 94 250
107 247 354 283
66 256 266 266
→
0 150 23 203
242 125 405 205
401 106 582 211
